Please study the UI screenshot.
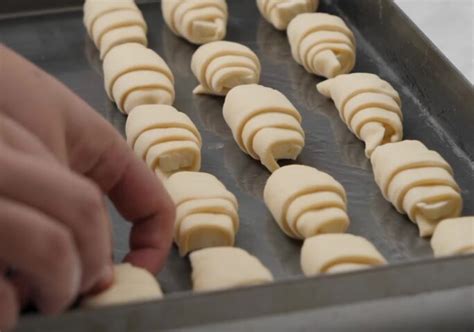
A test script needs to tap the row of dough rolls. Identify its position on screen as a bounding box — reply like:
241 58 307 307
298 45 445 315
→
81 213 472 301
191 41 261 96
371 140 463 237
315 69 466 243
256 0 319 30
82 2 204 306
103 43 175 114
223 84 305 173
163 173 275 291
264 165 387 275
125 105 202 178
164 171 239 256
162 0 228 44
317 73 403 157
84 0 148 59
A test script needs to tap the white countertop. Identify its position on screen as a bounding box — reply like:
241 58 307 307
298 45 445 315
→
395 0 473 83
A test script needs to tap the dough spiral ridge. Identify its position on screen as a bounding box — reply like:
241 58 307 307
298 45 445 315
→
162 0 228 44
371 140 463 237
223 84 305 173
165 172 239 256
264 165 349 239
190 247 273 292
287 13 356 78
84 0 148 59
191 41 261 96
256 0 319 30
301 234 386 276
125 105 202 179
103 43 175 114
317 73 403 157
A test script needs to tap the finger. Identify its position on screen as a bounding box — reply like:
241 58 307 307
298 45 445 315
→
0 197 80 314
60 100 175 273
0 275 18 331
0 144 113 293
107 146 175 272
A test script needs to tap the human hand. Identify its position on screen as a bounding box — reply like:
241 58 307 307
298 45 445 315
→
0 45 175 329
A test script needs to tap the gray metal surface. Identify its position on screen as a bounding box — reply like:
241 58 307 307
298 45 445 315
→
1 0 473 330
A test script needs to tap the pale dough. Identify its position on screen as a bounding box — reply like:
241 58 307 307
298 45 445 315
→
190 247 273 292
256 0 319 30
287 13 356 78
431 216 474 257
103 43 175 114
317 73 403 157
264 165 349 239
125 105 202 178
191 41 261 96
223 84 305 172
165 172 239 256
301 234 386 276
83 0 147 59
161 0 228 44
371 140 462 237
81 263 163 308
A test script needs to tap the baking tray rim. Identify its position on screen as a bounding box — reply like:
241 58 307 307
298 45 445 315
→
17 253 474 330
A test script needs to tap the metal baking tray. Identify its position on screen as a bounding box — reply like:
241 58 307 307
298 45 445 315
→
1 0 473 330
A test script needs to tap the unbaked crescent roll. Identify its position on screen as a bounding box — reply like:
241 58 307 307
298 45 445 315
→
83 0 148 59
287 13 356 78
256 0 319 30
161 0 228 44
81 264 163 307
431 217 474 257
103 43 175 114
223 84 305 172
301 234 386 276
190 247 273 292
264 165 349 239
371 140 462 237
191 41 261 96
317 73 403 157
165 172 239 256
126 105 202 178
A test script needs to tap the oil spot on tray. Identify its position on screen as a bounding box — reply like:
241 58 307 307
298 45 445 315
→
206 142 224 150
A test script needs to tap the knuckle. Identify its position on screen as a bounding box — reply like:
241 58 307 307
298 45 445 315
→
76 182 105 223
41 226 75 267
37 227 80 312
74 181 110 288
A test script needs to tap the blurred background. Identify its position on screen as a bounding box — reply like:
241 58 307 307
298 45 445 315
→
395 0 473 83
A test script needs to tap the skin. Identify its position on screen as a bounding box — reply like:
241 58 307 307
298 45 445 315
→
0 44 175 330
